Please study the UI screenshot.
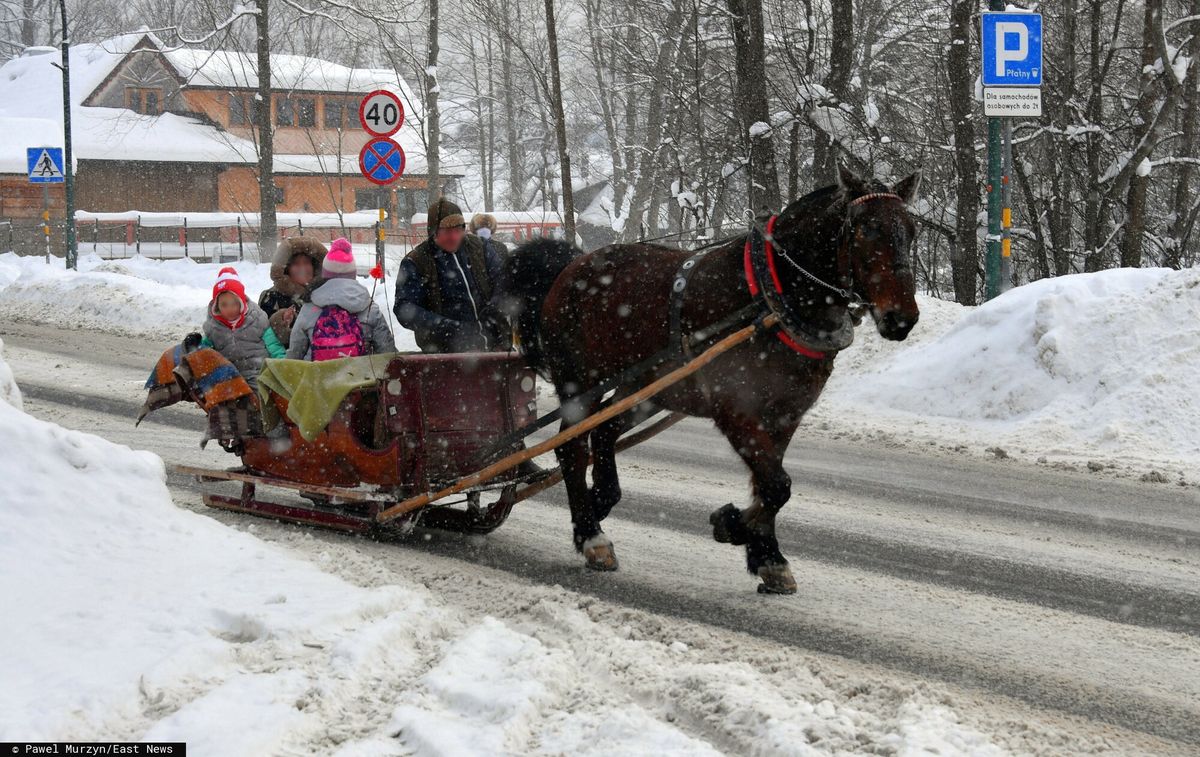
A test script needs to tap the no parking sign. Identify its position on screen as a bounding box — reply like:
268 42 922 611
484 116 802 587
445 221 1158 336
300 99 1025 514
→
359 138 406 186
358 90 405 185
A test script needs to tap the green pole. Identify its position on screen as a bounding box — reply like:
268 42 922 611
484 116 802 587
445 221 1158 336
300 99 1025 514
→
59 0 77 270
984 0 1003 301
1000 118 1013 294
986 117 1002 300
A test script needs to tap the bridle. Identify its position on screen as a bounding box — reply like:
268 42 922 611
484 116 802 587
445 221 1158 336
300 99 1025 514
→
739 191 906 358
767 191 905 308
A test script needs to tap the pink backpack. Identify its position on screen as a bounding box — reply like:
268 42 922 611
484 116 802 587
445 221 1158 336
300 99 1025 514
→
311 305 365 361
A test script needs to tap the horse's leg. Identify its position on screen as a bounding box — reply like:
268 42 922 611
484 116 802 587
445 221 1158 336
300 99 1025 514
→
555 395 619 571
709 410 800 594
589 419 624 523
589 401 651 522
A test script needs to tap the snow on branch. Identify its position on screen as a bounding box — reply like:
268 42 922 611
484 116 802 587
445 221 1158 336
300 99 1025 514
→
144 7 260 50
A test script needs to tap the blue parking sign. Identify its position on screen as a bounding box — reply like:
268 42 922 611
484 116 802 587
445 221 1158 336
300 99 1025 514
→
982 12 1042 87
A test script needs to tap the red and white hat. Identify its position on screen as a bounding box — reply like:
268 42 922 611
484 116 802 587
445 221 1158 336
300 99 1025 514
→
212 266 247 303
211 267 249 328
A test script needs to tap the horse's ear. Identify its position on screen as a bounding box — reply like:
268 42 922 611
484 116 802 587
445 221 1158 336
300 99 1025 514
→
893 171 922 204
837 164 868 197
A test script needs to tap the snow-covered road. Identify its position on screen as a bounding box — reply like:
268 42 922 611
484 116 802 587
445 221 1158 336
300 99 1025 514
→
3 319 1198 754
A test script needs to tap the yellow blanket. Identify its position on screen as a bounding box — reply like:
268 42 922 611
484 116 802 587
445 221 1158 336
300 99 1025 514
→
257 354 397 441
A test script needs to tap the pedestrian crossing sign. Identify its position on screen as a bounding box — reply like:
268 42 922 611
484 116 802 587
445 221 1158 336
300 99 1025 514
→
27 147 65 183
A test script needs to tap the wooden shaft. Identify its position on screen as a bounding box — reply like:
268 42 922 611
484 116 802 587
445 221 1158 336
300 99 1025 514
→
509 411 687 505
377 316 775 523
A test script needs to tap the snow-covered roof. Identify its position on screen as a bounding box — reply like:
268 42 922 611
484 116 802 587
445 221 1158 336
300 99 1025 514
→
0 35 255 170
0 32 426 174
74 108 254 164
166 48 414 98
0 117 64 174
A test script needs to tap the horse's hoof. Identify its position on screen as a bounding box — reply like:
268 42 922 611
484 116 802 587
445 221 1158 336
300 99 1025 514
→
582 535 619 571
710 503 749 545
756 564 797 595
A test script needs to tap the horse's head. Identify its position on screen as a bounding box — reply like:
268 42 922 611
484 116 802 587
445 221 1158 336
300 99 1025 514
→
836 166 921 341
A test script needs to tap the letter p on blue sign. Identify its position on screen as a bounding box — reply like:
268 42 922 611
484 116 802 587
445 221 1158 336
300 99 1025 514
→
981 12 1042 87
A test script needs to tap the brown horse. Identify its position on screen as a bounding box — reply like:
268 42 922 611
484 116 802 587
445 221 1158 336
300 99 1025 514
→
498 167 921 593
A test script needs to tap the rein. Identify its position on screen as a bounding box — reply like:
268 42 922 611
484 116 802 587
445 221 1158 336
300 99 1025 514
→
632 222 749 249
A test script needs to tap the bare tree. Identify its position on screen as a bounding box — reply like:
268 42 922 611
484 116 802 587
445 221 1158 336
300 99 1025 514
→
728 0 781 215
946 0 979 304
1167 0 1200 268
254 0 277 263
425 0 440 204
1118 0 1163 268
543 0 574 238
812 0 853 185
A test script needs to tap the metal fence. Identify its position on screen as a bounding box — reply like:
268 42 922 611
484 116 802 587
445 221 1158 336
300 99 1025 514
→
2 211 400 263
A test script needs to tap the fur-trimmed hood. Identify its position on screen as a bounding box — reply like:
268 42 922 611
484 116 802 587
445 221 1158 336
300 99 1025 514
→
269 237 328 297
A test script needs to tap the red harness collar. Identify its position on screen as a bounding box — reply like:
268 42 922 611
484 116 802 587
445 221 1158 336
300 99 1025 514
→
743 215 829 360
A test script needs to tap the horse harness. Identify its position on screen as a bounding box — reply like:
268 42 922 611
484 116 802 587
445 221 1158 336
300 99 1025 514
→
669 192 899 362
472 192 901 466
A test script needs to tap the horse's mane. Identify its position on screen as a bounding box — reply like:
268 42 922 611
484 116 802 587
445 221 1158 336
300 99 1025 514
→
653 180 893 252
784 179 889 222
786 184 842 221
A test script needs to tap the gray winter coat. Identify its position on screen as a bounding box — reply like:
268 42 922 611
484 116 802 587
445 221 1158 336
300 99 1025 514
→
203 301 270 387
287 278 396 360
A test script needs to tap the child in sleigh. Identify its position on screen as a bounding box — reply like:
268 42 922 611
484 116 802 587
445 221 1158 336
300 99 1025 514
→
198 267 286 389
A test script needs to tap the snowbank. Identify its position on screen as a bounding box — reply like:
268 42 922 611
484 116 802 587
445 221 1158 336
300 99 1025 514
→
386 610 1004 756
0 344 422 745
822 268 1200 469
0 253 247 339
0 336 21 409
0 253 418 351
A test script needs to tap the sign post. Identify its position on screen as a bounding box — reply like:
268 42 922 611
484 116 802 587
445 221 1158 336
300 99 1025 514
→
28 146 65 263
358 89 406 274
981 7 1042 300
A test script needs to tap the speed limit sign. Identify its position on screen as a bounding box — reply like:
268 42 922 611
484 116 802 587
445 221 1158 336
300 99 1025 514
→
358 90 404 138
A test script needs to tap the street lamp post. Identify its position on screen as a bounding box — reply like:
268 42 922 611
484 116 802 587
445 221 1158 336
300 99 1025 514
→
58 0 77 269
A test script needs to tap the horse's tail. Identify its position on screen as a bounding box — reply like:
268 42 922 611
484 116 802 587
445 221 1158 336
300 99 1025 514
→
496 238 581 369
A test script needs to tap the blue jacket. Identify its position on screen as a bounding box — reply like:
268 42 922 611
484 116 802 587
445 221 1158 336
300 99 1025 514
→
394 235 504 352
